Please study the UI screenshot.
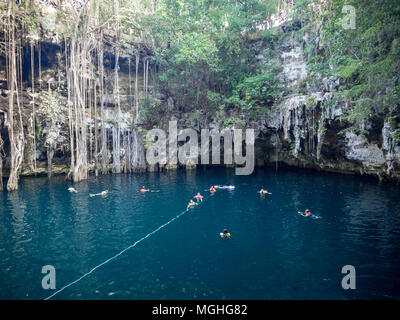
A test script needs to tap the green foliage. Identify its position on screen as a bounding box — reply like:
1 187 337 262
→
306 96 316 108
37 89 68 124
143 0 281 124
138 98 166 125
343 99 373 123
394 125 400 145
223 117 246 128
186 110 201 125
336 58 359 80
106 118 119 125
340 98 373 136
299 0 400 135
37 88 69 146
174 32 219 68
225 67 281 117
321 0 400 105
391 115 400 145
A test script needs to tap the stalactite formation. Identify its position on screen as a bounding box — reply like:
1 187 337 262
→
0 0 399 190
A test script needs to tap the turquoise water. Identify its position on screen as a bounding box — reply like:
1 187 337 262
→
0 168 399 300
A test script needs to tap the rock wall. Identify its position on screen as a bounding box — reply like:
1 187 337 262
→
1 6 399 183
250 29 400 182
167 26 400 182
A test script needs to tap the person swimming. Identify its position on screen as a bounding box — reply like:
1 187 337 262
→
68 187 78 193
258 187 271 195
298 209 314 217
220 185 235 190
89 190 109 197
187 199 197 209
194 193 203 202
209 186 216 193
220 229 231 238
140 186 150 193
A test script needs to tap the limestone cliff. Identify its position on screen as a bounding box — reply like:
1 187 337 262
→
0 2 399 183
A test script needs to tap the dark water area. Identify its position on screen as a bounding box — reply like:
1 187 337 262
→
0 168 399 300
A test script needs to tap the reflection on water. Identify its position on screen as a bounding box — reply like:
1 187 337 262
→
0 168 399 299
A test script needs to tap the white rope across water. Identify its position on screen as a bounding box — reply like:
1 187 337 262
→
45 197 208 300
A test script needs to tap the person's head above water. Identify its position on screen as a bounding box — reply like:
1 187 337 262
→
223 229 228 234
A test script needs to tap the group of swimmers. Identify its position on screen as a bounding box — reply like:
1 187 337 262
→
68 187 108 198
69 183 316 239
187 192 204 208
257 187 316 218
188 185 234 207
189 186 235 238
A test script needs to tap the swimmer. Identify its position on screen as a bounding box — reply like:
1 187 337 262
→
187 199 197 209
209 186 216 193
258 187 271 195
298 209 313 217
140 186 150 193
89 190 109 197
68 187 78 193
194 193 203 202
220 229 231 238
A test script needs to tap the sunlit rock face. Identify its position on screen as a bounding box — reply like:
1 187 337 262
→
250 29 400 181
278 45 307 92
345 132 386 167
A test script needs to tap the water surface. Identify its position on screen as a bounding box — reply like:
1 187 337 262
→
0 168 399 299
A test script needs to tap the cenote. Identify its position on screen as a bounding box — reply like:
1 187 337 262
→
0 167 399 300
